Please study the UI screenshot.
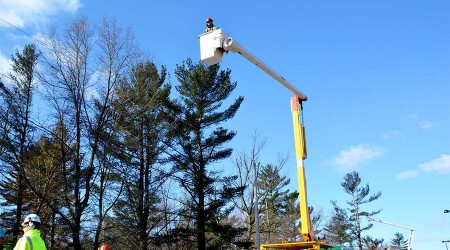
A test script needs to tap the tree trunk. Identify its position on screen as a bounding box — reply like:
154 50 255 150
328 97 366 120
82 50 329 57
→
197 164 206 250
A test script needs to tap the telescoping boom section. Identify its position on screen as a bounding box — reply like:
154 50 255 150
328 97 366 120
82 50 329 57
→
200 29 333 249
366 217 415 250
199 29 307 101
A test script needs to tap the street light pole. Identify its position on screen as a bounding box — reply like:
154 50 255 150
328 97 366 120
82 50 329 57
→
443 240 450 250
253 161 260 250
442 212 449 249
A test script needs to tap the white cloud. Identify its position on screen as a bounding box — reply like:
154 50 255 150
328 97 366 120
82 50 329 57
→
381 130 405 140
395 170 419 180
331 144 386 171
396 154 450 181
419 154 450 174
410 114 439 129
420 121 439 129
0 0 82 28
0 52 11 74
0 0 81 77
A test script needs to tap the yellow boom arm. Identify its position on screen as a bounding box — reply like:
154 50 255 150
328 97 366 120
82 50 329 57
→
200 28 332 249
291 97 313 241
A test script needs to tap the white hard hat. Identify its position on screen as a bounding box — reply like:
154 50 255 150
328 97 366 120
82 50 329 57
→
23 214 41 225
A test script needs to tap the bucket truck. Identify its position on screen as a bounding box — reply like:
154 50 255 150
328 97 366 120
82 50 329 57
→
199 29 332 250
366 216 414 250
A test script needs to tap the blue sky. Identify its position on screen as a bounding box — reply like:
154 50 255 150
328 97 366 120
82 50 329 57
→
1 1 449 249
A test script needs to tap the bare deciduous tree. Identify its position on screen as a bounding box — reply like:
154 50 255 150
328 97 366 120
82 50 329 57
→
231 133 266 247
36 16 138 250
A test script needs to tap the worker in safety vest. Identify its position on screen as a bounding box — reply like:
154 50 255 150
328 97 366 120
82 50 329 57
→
205 17 218 33
98 243 111 250
13 214 46 250
0 228 5 250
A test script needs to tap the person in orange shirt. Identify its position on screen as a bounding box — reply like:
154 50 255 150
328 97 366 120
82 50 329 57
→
98 243 111 250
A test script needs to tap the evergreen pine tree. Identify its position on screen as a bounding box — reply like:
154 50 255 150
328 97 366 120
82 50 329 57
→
362 235 384 250
323 200 353 246
111 61 171 250
390 232 408 250
258 163 297 243
165 59 246 250
0 44 39 241
340 171 381 250
26 123 75 249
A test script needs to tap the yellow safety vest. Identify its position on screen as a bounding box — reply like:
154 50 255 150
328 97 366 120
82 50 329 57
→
205 26 218 33
13 229 46 250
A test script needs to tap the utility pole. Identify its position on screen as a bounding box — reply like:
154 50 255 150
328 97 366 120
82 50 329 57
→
443 240 450 250
252 160 260 250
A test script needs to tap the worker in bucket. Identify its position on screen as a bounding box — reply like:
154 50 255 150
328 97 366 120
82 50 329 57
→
13 214 46 250
205 17 218 33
